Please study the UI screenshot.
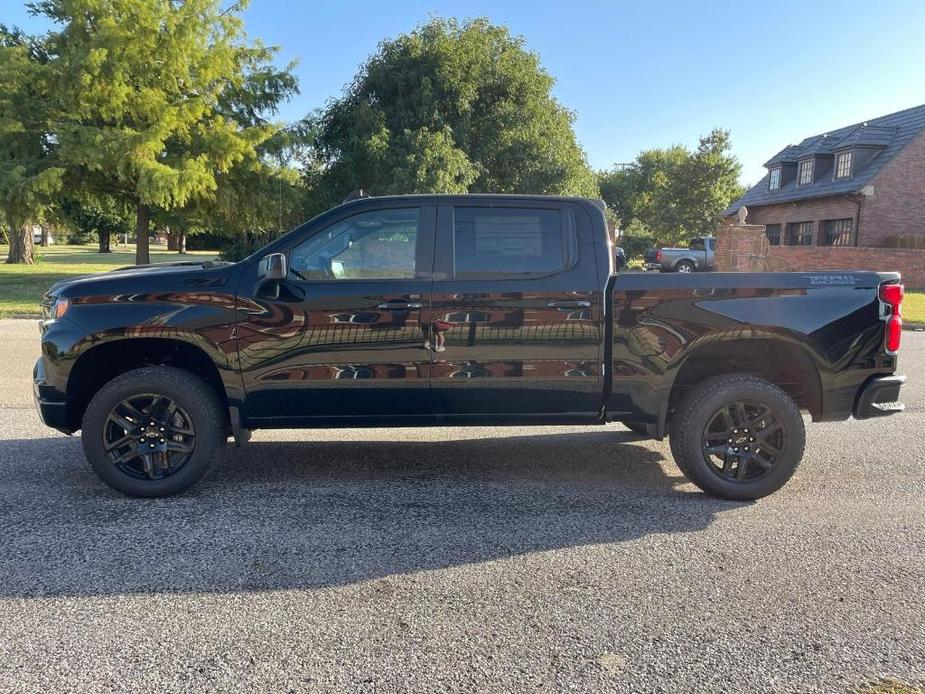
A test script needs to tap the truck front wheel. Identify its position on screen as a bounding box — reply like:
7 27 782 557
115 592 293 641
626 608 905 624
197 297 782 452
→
81 366 225 497
669 375 805 500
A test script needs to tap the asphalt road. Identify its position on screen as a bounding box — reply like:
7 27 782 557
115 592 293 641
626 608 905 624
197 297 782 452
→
0 318 923 693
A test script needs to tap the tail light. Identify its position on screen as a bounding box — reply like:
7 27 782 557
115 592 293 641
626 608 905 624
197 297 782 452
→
656 250 663 263
879 282 903 354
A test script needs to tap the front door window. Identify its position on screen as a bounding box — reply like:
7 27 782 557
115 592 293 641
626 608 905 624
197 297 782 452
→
290 208 420 281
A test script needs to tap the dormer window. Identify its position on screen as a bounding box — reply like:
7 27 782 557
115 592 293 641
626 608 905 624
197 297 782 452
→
798 160 814 185
835 151 853 179
768 168 781 190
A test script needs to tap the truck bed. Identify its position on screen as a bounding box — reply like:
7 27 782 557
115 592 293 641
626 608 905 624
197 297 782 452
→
607 270 900 434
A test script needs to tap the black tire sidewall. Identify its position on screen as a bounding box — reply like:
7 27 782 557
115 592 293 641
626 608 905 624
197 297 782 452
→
672 377 805 500
81 366 224 497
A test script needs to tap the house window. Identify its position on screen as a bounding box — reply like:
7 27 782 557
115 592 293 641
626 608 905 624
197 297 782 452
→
768 168 781 190
765 224 781 246
798 160 814 185
835 151 853 179
821 219 855 246
787 221 814 246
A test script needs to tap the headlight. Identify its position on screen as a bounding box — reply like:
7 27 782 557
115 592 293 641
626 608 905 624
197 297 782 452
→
53 298 70 319
44 297 70 322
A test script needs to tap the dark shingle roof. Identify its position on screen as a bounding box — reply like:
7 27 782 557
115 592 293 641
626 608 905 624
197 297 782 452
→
726 103 925 214
835 125 896 148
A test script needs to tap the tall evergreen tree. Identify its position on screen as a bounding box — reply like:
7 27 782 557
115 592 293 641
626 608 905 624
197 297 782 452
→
31 0 297 264
0 24 61 264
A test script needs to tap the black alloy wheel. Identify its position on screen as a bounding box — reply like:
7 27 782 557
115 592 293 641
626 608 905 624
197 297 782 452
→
103 394 196 480
669 375 805 500
701 400 783 482
82 366 224 497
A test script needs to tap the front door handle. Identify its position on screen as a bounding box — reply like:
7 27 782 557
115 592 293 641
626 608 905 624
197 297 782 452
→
547 300 591 308
377 301 423 310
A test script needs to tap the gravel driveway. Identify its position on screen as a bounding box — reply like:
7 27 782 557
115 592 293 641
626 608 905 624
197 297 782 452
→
1 318 922 693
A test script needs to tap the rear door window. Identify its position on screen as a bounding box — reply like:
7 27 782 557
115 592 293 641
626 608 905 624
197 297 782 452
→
452 207 571 278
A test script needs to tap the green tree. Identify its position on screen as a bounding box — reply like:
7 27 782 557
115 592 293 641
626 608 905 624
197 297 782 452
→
683 129 745 238
617 219 656 261
311 17 598 206
60 193 133 252
167 41 305 256
30 0 297 264
0 24 61 264
600 129 744 246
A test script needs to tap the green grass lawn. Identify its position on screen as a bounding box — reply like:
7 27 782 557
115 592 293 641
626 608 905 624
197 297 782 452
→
0 244 218 317
903 290 925 326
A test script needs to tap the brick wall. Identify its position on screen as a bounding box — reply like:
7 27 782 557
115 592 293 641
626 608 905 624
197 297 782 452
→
861 130 925 246
715 224 769 271
768 246 925 288
740 196 861 246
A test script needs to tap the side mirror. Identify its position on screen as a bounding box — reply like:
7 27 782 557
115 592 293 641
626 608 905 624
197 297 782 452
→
257 252 287 281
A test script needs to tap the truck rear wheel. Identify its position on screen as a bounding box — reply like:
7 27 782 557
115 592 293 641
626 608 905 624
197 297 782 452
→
675 260 695 273
81 366 225 497
669 375 805 500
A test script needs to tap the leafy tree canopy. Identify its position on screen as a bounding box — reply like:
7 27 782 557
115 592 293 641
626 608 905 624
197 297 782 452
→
310 17 598 208
600 129 745 246
26 0 299 263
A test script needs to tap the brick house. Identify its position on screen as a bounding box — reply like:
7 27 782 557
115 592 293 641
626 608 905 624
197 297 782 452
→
723 103 925 286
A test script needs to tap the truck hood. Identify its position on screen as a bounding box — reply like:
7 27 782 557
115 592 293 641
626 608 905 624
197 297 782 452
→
47 260 234 297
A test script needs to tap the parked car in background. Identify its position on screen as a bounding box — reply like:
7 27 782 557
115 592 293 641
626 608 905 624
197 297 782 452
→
32 228 54 245
645 236 715 272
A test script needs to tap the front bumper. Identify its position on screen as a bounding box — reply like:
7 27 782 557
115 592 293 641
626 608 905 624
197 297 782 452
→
33 357 71 433
854 375 905 420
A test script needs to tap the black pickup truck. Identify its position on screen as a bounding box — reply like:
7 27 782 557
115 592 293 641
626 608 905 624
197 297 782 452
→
34 194 906 500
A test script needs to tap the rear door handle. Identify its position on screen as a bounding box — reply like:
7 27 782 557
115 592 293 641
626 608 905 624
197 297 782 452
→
547 300 591 308
378 301 423 310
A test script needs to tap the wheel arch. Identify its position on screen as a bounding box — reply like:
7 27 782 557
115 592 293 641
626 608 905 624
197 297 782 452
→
667 337 823 423
66 337 231 432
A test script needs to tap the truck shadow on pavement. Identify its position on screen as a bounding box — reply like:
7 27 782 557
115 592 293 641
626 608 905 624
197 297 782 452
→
0 429 744 598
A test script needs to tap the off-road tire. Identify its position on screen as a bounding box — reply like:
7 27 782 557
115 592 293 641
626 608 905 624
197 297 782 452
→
669 375 805 500
81 366 224 497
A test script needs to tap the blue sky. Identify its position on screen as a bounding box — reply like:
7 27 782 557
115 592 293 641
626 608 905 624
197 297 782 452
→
6 0 925 185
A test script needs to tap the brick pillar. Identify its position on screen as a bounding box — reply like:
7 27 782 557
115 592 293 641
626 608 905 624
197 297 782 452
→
715 224 771 271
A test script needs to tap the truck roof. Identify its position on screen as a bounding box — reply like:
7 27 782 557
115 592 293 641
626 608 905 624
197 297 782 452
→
337 193 606 208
